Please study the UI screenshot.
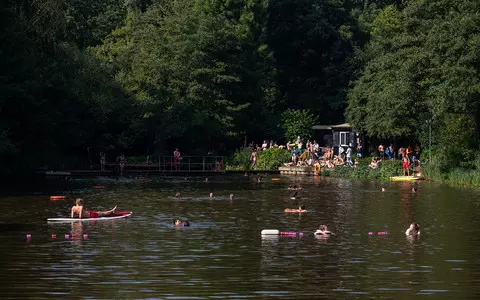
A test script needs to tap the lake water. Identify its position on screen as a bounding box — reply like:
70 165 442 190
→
1 175 480 299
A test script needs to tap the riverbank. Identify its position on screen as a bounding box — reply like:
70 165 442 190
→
225 148 480 187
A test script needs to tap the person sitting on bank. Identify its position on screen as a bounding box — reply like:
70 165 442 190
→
405 223 420 235
71 198 117 219
333 155 344 166
368 157 378 169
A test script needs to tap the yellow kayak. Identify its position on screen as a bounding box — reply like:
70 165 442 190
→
389 176 420 181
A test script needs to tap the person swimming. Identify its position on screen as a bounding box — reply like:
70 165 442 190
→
209 192 214 198
315 224 332 236
175 192 181 198
405 223 420 235
173 219 190 227
229 194 234 200
290 191 298 200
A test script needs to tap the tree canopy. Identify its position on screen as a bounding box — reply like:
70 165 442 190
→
1 0 478 173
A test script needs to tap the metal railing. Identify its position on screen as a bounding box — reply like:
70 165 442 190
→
159 156 225 172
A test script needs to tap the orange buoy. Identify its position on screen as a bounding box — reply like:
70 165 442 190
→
50 196 65 200
92 186 105 189
271 178 281 181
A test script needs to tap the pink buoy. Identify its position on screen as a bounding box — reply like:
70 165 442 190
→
65 234 70 239
51 234 57 239
26 234 31 239
299 232 304 236
83 234 88 239
368 232 373 235
377 232 388 235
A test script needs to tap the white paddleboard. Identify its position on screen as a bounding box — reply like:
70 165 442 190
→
47 212 132 222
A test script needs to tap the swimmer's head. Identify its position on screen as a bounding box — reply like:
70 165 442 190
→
76 198 84 205
175 192 181 198
318 225 327 231
412 187 417 192
173 219 181 226
381 188 385 192
209 192 214 198
229 194 234 200
412 223 420 232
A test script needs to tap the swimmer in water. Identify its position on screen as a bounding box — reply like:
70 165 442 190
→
381 187 386 192
290 191 298 200
205 177 209 182
411 187 418 193
175 192 181 198
229 194 234 200
315 224 332 236
257 177 262 183
209 192 214 198
173 219 190 227
405 223 420 235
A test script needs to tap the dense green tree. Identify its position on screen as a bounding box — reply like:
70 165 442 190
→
346 0 480 166
266 0 355 124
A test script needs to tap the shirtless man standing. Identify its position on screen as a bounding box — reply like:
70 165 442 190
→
71 198 117 219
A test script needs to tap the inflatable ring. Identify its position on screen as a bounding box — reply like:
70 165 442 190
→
271 178 281 181
314 163 321 175
50 196 65 200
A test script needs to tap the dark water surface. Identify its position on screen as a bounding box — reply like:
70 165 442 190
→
1 175 480 299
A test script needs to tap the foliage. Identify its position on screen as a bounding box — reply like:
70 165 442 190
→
2 0 480 181
322 159 402 180
226 147 290 170
226 148 253 171
255 148 291 170
282 109 318 143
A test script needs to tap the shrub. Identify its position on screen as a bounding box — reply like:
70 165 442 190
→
225 148 253 171
255 148 290 170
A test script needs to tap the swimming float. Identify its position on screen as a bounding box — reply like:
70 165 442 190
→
389 176 419 181
284 208 309 213
287 187 303 191
271 178 281 181
50 196 65 200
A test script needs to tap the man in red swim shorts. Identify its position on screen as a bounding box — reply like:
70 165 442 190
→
71 198 117 219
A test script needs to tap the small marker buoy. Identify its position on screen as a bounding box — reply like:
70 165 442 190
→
368 232 373 235
378 231 388 235
51 234 57 238
26 234 31 239
83 234 88 239
65 234 70 239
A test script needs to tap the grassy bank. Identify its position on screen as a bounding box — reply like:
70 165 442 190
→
226 149 480 187
321 158 404 180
